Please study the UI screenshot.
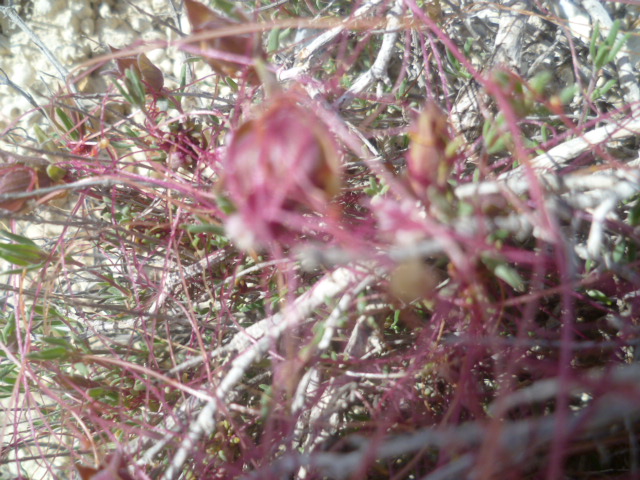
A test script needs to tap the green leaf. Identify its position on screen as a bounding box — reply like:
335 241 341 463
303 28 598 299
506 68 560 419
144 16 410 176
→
184 56 203 64
42 336 72 348
124 126 140 139
0 230 37 246
490 229 511 241
607 32 631 64
112 77 135 105
391 310 401 332
55 108 80 141
541 124 549 142
529 71 551 94
74 362 91 377
445 46 471 79
593 78 617 100
223 76 238 92
216 194 236 215
364 176 388 196
1 315 16 345
457 201 474 217
27 346 69 360
210 0 236 16
464 37 473 56
592 20 621 70
179 63 188 91
493 263 525 292
46 164 66 182
125 67 147 106
559 85 578 104
628 199 640 226
183 223 225 234
585 288 614 306
0 364 16 383
605 19 621 48
482 118 491 137
0 385 19 398
109 141 132 149
483 120 511 154
482 255 525 292
33 124 49 145
88 387 119 404
0 243 47 266
594 44 610 70
493 70 511 88
612 239 627 263
267 28 281 53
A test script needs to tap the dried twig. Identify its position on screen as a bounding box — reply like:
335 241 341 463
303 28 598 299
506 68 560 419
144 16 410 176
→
132 266 373 478
491 0 528 71
254 375 640 479
335 0 404 107
278 0 386 81
497 116 640 181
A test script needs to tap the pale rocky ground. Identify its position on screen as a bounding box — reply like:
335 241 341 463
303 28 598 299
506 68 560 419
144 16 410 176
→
0 0 185 131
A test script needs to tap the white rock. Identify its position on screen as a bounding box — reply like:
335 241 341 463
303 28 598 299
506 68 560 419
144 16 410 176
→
33 0 66 16
10 61 35 87
0 34 11 55
130 15 152 33
98 2 112 18
0 0 181 130
80 17 95 36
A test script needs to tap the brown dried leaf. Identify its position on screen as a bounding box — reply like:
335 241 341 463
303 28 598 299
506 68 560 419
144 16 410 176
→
0 165 37 212
183 0 261 82
136 53 164 91
184 0 226 30
109 45 137 76
109 45 164 92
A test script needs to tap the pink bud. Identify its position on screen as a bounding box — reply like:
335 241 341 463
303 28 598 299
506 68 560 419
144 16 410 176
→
407 103 452 194
222 95 341 249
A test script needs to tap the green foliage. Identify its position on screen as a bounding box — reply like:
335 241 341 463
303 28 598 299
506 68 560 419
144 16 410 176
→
0 230 47 267
483 112 511 154
481 254 525 292
55 107 81 141
26 346 69 361
590 20 630 71
445 47 472 80
125 66 148 106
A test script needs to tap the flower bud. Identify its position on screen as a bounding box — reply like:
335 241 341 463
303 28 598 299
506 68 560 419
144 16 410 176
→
389 260 441 304
222 95 341 249
407 102 452 195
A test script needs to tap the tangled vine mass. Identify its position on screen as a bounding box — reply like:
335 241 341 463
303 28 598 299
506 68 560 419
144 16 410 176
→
1 1 640 479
